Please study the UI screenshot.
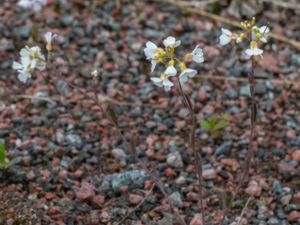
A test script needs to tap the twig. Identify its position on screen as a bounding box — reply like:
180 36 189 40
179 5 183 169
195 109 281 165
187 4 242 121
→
236 197 252 225
12 94 57 105
156 0 300 50
116 183 155 225
177 77 205 225
259 0 300 10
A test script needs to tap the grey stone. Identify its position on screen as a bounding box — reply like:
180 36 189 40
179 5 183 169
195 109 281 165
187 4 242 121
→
268 217 280 225
272 148 285 158
61 15 73 26
66 134 83 149
272 181 282 195
255 83 267 94
111 170 149 192
240 85 251 97
225 87 238 99
216 142 232 156
17 24 32 38
56 79 70 95
167 151 183 168
178 108 189 118
169 192 183 207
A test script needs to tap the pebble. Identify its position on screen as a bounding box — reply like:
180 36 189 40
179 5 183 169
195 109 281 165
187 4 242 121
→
75 181 95 201
272 181 282 195
169 191 183 207
216 142 232 156
240 85 251 97
245 180 262 197
291 150 300 162
225 87 238 99
56 80 70 95
255 83 267 94
272 148 285 158
190 213 203 225
66 134 83 149
129 194 144 205
111 170 149 192
267 217 279 225
112 148 127 164
202 168 217 180
166 151 184 168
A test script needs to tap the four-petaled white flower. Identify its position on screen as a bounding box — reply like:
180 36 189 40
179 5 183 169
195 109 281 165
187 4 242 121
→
192 45 204 63
44 32 57 51
151 73 174 92
245 41 263 57
219 28 233 46
17 0 47 12
179 68 197 84
163 36 181 48
252 25 270 43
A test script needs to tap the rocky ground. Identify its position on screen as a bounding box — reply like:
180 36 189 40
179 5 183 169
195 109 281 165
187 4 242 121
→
0 0 300 225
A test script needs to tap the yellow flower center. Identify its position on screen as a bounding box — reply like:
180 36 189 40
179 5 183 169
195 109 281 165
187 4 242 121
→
250 41 258 49
160 73 168 81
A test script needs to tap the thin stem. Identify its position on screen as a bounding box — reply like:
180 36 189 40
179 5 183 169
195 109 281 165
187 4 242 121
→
235 55 256 196
177 77 205 225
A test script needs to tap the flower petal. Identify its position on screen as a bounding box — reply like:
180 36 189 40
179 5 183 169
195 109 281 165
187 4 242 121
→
17 71 31 83
219 34 231 46
163 36 176 47
165 66 177 76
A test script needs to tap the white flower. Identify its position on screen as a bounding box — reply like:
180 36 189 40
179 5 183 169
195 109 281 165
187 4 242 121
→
44 32 56 51
17 0 47 12
219 28 232 46
163 36 181 48
165 65 177 77
191 45 204 63
19 46 46 71
245 41 263 57
179 68 197 84
252 25 269 43
151 73 174 92
144 41 158 60
12 57 34 83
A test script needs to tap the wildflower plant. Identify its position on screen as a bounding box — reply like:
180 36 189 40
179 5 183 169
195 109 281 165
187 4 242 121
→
219 17 270 222
144 36 205 225
200 114 228 137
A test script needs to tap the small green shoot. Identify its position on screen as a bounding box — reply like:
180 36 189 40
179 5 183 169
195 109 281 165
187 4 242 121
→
200 114 228 137
0 142 12 170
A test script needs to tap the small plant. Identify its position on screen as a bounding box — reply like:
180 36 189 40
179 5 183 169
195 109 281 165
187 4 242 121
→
200 114 228 137
0 142 12 170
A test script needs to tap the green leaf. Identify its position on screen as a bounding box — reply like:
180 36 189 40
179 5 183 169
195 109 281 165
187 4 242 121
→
200 119 211 130
0 142 5 162
107 104 118 126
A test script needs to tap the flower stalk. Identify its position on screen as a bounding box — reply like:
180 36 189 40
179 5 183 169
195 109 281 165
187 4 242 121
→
177 77 205 225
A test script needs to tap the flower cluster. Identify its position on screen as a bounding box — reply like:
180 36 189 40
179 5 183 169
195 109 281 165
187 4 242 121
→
17 0 48 12
219 17 269 58
12 32 55 83
144 36 204 91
